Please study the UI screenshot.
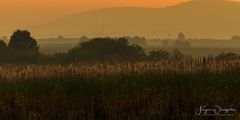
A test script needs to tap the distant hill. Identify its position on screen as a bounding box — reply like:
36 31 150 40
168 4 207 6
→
32 0 240 38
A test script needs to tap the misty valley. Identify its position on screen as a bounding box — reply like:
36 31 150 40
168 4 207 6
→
37 35 240 56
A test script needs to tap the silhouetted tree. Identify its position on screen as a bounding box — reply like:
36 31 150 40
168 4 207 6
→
8 30 39 51
6 30 40 64
178 32 186 41
173 32 191 47
0 40 8 64
68 37 145 62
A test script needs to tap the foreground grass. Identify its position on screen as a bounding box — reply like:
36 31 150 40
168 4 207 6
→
0 60 240 119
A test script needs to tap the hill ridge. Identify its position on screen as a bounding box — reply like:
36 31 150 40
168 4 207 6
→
32 0 240 38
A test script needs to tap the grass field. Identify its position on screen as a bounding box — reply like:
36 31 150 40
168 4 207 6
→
0 59 239 119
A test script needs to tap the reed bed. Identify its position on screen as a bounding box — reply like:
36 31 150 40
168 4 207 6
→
0 59 239 120
1 58 240 81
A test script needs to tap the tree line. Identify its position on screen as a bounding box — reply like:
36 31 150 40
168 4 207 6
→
0 30 239 64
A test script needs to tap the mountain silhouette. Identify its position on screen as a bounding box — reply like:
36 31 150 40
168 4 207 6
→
32 0 240 38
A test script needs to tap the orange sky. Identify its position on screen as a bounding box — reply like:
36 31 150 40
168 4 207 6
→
0 0 189 27
1 0 189 12
0 0 239 34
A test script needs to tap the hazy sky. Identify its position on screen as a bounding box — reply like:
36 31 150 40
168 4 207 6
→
1 0 189 27
0 0 239 35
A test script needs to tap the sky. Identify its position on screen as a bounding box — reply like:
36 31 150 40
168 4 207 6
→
0 0 240 35
0 0 189 28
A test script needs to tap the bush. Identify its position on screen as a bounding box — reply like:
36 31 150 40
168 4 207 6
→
68 37 146 62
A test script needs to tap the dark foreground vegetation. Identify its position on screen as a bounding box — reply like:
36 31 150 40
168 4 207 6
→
0 60 240 119
1 30 240 119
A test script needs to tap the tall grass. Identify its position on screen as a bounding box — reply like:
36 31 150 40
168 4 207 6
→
0 58 239 119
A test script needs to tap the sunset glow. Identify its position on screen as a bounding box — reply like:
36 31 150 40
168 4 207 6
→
0 0 191 34
2 0 189 12
0 0 240 35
